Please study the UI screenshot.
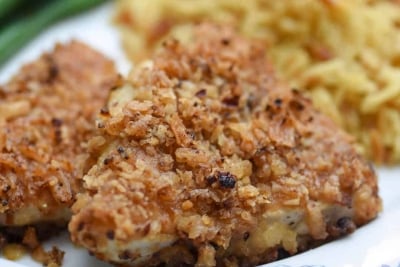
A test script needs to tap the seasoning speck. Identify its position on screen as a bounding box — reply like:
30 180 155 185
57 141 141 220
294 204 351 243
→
106 230 115 240
97 122 105 129
217 172 236 189
221 38 230 45
51 118 63 127
119 250 130 260
274 98 282 106
78 222 85 231
222 95 239 107
103 156 113 165
336 217 355 233
243 232 250 241
3 185 11 192
117 146 125 154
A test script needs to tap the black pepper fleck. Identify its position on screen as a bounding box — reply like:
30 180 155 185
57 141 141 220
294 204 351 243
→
51 118 63 127
78 222 85 231
2 185 11 192
119 250 130 260
1 200 8 206
274 98 282 106
217 172 236 189
243 232 250 241
97 122 105 129
277 248 290 259
221 38 230 45
106 230 115 240
336 217 355 231
117 146 125 154
222 95 240 107
103 156 113 165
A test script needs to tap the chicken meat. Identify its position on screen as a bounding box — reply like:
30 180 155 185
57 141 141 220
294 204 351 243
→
69 24 381 267
0 41 118 228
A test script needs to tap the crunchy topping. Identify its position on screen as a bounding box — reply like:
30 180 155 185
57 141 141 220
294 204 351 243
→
70 24 381 267
0 41 118 225
32 246 64 267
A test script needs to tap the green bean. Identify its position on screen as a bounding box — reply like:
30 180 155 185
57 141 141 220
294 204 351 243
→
0 0 25 21
0 0 108 66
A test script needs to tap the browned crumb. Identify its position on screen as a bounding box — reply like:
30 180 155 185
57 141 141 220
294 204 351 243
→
1 225 65 266
70 24 381 267
0 41 118 226
32 245 64 267
22 227 41 250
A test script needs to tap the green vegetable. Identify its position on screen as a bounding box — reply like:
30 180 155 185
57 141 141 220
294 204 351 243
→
0 0 108 66
0 0 25 21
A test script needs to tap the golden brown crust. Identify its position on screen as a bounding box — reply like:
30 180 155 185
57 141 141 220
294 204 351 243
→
0 41 118 226
70 24 381 266
114 0 400 165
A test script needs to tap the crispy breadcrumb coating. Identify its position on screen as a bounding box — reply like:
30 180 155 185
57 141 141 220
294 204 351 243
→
0 41 118 226
70 24 381 267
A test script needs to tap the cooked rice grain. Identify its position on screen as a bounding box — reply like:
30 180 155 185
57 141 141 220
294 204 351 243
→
114 0 400 164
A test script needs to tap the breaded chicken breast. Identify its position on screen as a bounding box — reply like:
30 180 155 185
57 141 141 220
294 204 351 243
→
0 41 118 227
69 24 381 267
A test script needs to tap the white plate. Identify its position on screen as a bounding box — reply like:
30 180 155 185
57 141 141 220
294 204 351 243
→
1 3 400 267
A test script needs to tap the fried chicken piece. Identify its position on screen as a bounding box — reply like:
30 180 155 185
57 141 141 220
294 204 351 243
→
0 41 118 227
69 24 381 267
